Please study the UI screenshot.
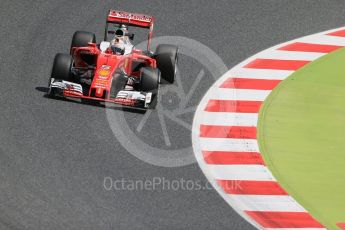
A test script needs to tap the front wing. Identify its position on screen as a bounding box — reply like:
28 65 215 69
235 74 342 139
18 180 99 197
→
49 79 154 109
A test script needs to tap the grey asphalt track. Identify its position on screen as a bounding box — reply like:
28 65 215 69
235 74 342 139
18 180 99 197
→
1 1 345 229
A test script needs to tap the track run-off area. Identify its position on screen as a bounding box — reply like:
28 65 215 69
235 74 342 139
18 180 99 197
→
193 27 345 230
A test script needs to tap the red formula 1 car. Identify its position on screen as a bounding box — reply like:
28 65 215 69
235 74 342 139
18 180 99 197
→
48 10 178 109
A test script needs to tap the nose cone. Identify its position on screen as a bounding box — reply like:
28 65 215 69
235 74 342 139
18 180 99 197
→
90 53 123 98
95 88 104 98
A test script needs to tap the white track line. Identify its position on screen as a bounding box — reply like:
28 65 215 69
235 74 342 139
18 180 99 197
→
227 68 293 81
208 88 271 101
258 50 324 61
207 165 275 181
299 34 345 46
200 112 258 126
199 138 260 152
229 195 306 212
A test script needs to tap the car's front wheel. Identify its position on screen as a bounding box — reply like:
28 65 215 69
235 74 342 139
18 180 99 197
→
49 53 74 96
140 67 160 91
51 53 73 81
140 67 160 108
110 73 128 99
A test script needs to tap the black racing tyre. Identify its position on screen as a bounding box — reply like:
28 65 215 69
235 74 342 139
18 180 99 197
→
70 31 96 53
140 67 160 109
140 67 160 92
51 53 73 81
154 44 178 84
110 74 128 98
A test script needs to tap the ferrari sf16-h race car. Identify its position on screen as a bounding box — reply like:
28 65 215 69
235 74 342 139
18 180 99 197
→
48 10 178 110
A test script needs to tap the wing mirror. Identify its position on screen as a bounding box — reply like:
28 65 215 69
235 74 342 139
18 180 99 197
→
100 41 111 52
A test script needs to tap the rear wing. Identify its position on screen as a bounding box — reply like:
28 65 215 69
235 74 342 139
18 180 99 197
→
106 10 155 51
107 10 154 28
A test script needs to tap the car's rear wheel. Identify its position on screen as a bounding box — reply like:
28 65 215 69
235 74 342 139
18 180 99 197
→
70 31 96 54
154 44 178 84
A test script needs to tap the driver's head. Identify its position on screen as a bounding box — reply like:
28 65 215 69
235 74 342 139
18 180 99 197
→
111 38 125 55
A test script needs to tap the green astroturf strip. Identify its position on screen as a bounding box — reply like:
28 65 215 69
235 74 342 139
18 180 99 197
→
258 47 345 230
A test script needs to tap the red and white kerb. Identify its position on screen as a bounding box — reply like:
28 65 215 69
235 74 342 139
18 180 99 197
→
192 27 345 229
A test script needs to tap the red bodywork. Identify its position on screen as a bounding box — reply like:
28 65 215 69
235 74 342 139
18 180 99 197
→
68 44 156 105
65 10 157 107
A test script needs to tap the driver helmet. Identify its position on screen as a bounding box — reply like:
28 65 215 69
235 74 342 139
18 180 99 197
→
111 38 125 55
